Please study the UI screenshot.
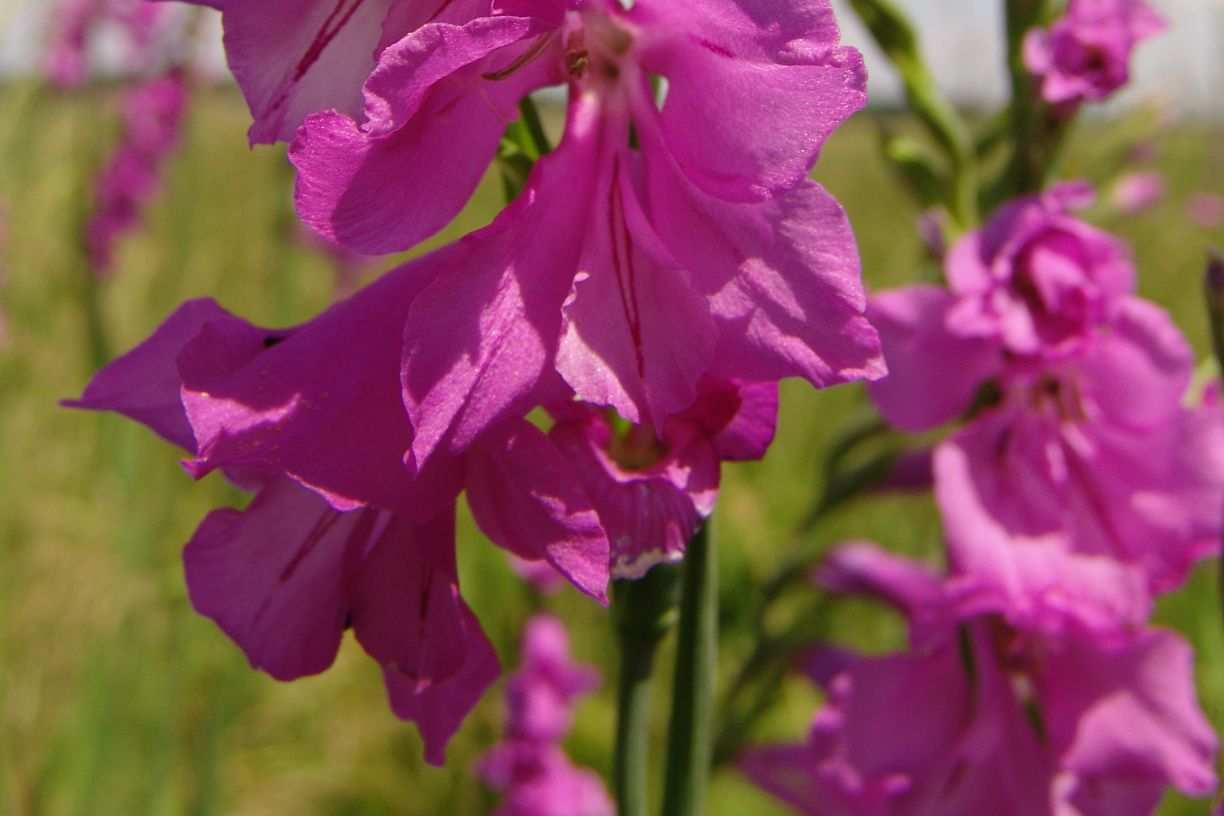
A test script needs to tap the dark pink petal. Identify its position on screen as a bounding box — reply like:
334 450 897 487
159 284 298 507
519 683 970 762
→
643 128 884 389
292 15 555 254
673 378 778 462
866 286 1000 432
466 420 610 602
65 298 232 452
550 415 718 579
1038 628 1218 799
349 510 469 688
177 257 440 514
183 477 370 681
382 600 500 765
401 97 604 470
631 0 866 202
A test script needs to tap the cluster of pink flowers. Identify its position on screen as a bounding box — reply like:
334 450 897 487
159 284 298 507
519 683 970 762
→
744 542 1218 814
87 70 190 274
743 183 1222 814
478 616 613 816
70 0 881 761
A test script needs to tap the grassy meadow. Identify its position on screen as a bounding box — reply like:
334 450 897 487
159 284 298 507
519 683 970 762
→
1 80 1222 815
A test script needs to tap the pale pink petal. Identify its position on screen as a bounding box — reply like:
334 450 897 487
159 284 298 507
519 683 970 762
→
866 286 1000 432
631 0 866 202
1039 629 1218 799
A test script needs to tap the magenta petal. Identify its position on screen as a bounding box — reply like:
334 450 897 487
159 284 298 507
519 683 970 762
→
183 477 366 681
1039 629 1218 798
466 420 610 603
177 260 437 514
866 285 1001 432
65 298 234 452
401 99 604 469
550 416 718 579
382 599 500 766
632 0 866 202
676 378 779 462
349 510 468 686
644 140 884 388
292 16 552 254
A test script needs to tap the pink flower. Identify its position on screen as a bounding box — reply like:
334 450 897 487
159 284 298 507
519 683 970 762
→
1023 0 1165 108
868 188 1224 637
285 0 881 465
549 378 778 578
503 616 600 744
1186 193 1224 229
740 544 1219 815
479 614 612 816
1109 171 1165 215
479 744 614 816
87 70 189 274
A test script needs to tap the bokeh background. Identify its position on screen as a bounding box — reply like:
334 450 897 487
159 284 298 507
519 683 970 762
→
1 1 1222 814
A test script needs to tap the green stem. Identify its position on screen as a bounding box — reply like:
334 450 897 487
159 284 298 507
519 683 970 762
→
661 522 717 816
518 97 552 157
999 0 1066 199
613 566 681 816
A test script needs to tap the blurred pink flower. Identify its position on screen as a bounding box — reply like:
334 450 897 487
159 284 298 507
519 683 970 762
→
45 0 101 88
1024 0 1165 108
741 543 1219 815
868 185 1224 638
1186 193 1224 229
1109 171 1165 215
87 70 189 274
479 615 612 816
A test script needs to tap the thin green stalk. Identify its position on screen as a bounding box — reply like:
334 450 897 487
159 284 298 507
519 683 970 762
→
661 522 717 816
518 97 553 157
848 0 978 225
613 566 681 816
1000 0 1064 198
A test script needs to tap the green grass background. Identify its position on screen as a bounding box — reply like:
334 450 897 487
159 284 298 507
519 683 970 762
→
0 81 1222 815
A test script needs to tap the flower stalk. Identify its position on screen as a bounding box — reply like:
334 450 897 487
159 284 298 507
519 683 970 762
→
661 522 717 816
612 564 681 816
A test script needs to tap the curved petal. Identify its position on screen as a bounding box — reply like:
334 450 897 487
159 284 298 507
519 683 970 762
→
292 15 556 254
630 0 866 202
1039 628 1218 799
183 477 372 681
642 123 884 388
814 541 945 627
671 378 779 462
866 285 1001 432
465 419 611 602
382 601 500 766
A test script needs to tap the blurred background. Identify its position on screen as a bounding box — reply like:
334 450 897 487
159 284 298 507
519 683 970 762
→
0 1 1221 814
